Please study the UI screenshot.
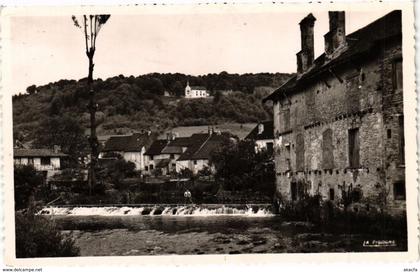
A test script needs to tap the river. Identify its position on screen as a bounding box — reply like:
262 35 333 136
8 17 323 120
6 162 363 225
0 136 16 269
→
41 205 407 256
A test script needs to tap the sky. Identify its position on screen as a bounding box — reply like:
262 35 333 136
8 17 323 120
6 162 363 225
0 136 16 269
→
9 9 392 94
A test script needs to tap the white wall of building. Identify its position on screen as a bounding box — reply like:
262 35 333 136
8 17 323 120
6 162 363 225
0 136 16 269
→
255 139 274 152
14 156 62 178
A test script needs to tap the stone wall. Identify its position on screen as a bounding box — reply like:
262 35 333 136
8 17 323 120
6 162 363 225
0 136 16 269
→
273 37 404 215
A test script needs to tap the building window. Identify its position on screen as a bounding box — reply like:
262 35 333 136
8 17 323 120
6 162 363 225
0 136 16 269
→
283 109 290 131
399 115 405 164
41 157 51 166
150 155 154 160
322 129 334 169
387 129 392 139
348 128 360 168
393 181 406 200
28 158 34 165
285 144 291 170
291 182 297 201
194 160 197 165
329 188 335 201
145 166 149 171
170 154 175 159
392 59 403 90
296 134 305 171
172 163 176 168
150 164 154 170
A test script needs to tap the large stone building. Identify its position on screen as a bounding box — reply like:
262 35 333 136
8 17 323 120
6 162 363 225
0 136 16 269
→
264 11 404 214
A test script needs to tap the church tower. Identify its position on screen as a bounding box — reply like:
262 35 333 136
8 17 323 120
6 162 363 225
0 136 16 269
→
185 81 191 98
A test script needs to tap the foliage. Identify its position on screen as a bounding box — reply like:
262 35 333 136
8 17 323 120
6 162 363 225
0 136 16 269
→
13 72 291 145
211 138 275 193
97 158 136 190
177 168 193 179
15 212 79 258
32 114 89 167
14 165 45 210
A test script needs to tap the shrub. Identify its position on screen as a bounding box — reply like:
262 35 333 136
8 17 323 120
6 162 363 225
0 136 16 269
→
15 212 79 258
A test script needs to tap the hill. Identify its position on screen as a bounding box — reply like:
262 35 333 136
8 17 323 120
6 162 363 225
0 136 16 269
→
12 72 292 146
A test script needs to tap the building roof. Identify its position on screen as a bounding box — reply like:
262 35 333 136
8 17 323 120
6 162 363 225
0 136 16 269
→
177 133 210 161
102 132 155 152
144 139 168 156
264 10 402 102
177 133 227 161
245 121 274 141
14 148 68 158
161 137 191 154
190 86 207 91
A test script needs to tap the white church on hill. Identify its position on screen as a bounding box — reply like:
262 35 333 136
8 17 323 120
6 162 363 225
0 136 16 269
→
184 81 209 99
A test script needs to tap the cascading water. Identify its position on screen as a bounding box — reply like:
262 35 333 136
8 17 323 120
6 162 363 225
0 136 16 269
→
38 204 274 217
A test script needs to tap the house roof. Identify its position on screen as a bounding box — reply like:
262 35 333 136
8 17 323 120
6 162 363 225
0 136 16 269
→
190 86 207 91
14 148 68 158
144 139 168 156
161 137 191 154
245 121 274 141
264 10 402 102
177 133 227 161
177 133 210 161
102 132 155 152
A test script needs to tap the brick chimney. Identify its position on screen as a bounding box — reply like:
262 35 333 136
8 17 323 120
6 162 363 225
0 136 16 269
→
324 11 346 57
53 145 61 154
297 13 316 74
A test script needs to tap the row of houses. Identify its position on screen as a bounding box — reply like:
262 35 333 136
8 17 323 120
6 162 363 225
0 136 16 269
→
12 120 275 180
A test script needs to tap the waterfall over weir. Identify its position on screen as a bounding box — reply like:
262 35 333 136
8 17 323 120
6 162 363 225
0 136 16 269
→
38 204 274 217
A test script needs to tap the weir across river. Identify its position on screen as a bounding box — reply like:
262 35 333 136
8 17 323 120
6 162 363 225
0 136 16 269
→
39 203 275 217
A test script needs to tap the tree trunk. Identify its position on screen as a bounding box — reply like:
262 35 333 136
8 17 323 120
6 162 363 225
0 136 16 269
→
87 55 98 195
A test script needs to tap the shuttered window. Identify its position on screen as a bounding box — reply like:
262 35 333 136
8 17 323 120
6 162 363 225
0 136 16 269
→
322 129 334 169
348 128 360 168
393 59 403 90
296 134 305 171
399 115 405 164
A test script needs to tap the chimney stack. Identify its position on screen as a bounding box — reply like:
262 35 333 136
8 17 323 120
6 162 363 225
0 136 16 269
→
297 13 316 74
324 11 346 57
258 123 264 135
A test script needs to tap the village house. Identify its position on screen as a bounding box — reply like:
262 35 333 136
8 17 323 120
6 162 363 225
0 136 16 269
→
264 11 404 214
184 81 209 99
245 121 274 154
144 134 192 175
99 132 156 171
143 139 170 174
176 132 227 174
14 147 67 179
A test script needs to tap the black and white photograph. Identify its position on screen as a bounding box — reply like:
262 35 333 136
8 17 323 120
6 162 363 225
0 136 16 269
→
1 2 417 264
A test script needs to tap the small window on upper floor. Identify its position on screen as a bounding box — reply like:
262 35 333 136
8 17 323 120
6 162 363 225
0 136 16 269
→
281 109 290 131
393 59 403 90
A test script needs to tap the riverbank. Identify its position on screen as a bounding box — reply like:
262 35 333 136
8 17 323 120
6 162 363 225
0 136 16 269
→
54 215 407 256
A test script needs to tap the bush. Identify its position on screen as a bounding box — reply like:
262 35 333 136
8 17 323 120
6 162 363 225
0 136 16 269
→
15 212 79 258
14 165 45 210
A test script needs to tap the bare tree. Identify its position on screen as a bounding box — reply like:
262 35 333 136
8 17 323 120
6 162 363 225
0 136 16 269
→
72 15 110 195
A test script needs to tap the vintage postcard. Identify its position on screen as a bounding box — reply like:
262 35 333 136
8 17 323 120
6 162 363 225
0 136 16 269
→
0 1 417 267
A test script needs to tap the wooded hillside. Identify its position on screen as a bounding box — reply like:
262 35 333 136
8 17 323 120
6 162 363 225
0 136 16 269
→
13 72 291 144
